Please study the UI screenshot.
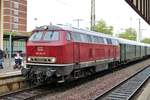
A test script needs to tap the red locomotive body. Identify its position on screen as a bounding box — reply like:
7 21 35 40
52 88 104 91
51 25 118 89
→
23 25 120 85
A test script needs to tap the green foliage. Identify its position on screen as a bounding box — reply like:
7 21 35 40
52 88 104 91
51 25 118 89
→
4 31 17 36
118 28 137 41
94 19 113 35
26 32 32 36
141 38 150 44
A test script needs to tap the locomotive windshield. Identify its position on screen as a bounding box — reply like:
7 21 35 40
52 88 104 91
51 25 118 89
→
29 31 43 41
29 31 60 41
43 31 59 41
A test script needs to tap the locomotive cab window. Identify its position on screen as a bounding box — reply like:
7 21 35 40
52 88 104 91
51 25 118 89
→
29 31 43 41
72 32 81 42
66 32 71 41
43 31 59 41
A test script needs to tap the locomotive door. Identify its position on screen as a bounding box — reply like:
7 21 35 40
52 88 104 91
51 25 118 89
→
72 32 80 68
73 43 80 65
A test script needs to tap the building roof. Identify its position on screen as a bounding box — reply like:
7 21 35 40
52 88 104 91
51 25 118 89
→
125 0 150 25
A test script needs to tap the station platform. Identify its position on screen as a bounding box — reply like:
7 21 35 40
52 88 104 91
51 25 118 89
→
0 71 21 79
0 58 24 77
0 58 26 94
137 80 150 100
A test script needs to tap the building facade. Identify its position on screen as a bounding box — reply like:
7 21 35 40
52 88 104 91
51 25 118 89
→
0 0 27 54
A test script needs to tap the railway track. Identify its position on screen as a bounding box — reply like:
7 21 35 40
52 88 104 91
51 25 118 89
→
0 70 110 100
93 65 150 100
0 85 53 100
1 61 150 100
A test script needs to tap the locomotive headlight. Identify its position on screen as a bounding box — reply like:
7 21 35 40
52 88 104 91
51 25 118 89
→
51 57 56 63
27 57 31 62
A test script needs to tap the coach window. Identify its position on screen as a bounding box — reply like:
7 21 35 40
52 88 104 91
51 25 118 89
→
66 32 71 41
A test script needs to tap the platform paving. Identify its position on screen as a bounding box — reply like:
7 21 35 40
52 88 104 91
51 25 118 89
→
137 80 150 100
0 58 25 75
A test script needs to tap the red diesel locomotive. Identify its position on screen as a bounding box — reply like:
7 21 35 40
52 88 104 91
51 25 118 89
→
22 25 120 85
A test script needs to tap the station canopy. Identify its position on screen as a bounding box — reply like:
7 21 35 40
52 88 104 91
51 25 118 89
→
125 0 150 25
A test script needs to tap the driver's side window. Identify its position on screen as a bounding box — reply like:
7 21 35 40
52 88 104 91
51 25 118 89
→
66 32 71 41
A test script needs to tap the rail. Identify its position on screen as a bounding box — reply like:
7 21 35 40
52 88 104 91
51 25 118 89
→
0 85 51 100
93 65 150 100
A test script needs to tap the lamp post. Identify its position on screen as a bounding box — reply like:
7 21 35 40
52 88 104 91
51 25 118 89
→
9 0 12 67
9 32 12 67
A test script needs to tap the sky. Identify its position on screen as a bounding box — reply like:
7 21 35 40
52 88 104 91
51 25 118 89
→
27 0 150 40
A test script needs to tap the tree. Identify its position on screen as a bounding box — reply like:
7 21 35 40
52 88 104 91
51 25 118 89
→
94 19 113 35
4 31 17 36
118 28 137 41
141 38 150 44
26 32 32 36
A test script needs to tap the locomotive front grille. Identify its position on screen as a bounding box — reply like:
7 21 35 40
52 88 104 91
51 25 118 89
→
28 57 56 63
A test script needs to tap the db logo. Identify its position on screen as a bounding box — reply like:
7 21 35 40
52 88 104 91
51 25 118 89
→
37 47 43 51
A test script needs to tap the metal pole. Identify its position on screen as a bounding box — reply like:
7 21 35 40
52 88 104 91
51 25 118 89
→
77 20 79 29
9 34 12 67
91 0 95 31
73 19 83 29
9 0 12 67
137 19 141 42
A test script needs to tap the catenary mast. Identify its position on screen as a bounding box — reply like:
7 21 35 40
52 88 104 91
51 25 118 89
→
91 0 95 31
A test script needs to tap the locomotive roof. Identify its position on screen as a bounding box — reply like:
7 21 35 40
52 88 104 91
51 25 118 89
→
35 25 150 47
35 24 117 40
